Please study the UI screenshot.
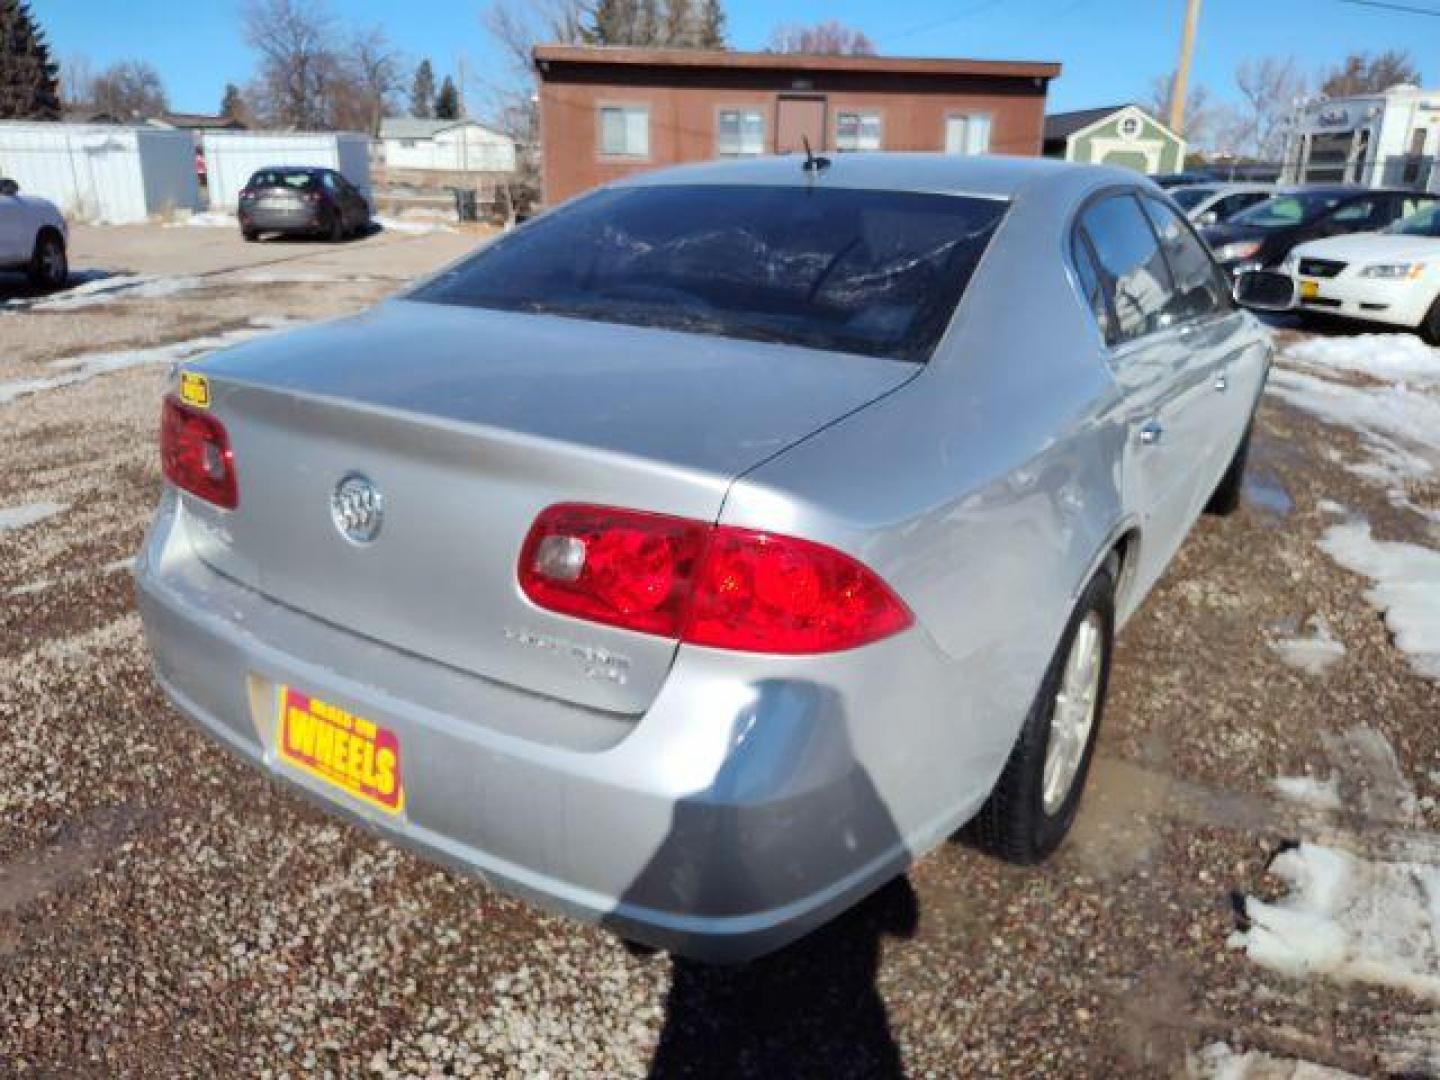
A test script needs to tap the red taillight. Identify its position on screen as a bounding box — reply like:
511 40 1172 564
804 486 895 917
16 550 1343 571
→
518 504 912 654
160 395 237 509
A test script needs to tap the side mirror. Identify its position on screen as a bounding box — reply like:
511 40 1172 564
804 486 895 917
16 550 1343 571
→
0 177 18 197
1233 270 1294 312
1197 210 1218 226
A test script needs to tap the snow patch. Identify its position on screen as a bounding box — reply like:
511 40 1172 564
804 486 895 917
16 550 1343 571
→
374 214 455 235
24 274 206 311
0 317 299 406
0 501 67 533
1269 616 1346 676
1229 842 1440 1002
1286 333 1440 386
1189 1041 1360 1079
1316 499 1347 516
163 211 237 229
1318 521 1440 680
1271 774 1343 811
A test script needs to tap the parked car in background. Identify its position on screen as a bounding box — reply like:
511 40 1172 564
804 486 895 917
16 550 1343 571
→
0 175 68 290
1286 200 1440 342
137 155 1287 962
237 166 371 242
1201 185 1435 275
1169 183 1272 227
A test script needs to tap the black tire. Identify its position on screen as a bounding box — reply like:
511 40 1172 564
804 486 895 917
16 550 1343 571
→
1422 297 1440 346
1206 420 1252 516
973 565 1115 864
242 228 260 242
26 230 67 290
325 211 345 243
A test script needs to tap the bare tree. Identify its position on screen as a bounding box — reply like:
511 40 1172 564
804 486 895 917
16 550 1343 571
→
1321 49 1421 97
1146 75 1222 151
1232 56 1306 160
766 20 875 56
242 0 339 129
479 0 590 210
91 60 168 120
345 26 403 136
60 53 95 108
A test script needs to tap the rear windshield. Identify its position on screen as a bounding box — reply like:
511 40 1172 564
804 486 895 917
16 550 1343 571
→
249 169 318 190
410 184 1008 362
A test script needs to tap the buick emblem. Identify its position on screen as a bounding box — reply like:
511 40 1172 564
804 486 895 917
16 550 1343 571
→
331 474 383 545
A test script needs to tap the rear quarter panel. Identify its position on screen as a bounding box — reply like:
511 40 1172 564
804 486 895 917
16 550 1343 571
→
720 174 1130 852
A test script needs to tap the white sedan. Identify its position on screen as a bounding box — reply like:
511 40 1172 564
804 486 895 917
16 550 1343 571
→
0 176 68 290
1287 202 1440 342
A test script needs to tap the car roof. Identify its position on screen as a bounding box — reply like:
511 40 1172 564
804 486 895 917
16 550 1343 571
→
610 152 1151 202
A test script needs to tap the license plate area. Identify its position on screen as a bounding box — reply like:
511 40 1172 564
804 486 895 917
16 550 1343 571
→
275 686 405 816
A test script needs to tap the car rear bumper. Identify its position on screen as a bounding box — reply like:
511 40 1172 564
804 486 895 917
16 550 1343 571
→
240 205 323 234
136 493 992 962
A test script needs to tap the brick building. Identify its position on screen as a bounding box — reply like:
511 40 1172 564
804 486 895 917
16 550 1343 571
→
533 46 1062 204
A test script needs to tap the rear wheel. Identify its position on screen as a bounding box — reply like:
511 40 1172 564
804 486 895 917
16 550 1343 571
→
1421 296 1440 346
242 227 260 242
973 565 1114 864
26 230 67 290
326 211 344 243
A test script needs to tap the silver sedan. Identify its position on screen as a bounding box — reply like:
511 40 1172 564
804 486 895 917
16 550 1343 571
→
137 154 1287 962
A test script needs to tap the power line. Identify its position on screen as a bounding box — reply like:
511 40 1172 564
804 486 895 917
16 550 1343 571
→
1334 0 1440 15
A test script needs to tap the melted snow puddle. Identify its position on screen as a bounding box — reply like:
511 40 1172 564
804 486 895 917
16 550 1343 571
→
0 316 298 406
0 501 66 533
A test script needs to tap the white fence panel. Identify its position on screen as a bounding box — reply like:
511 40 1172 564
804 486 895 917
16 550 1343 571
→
203 131 373 209
0 122 198 222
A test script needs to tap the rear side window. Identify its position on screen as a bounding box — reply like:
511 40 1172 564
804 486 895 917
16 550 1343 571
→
1142 196 1230 322
1070 232 1112 342
1077 193 1175 346
411 184 1008 362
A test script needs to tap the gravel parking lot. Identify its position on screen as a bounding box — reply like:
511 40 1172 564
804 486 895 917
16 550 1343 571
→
2 222 1438 1077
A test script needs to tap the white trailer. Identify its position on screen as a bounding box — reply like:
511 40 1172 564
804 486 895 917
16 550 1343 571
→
202 131 372 210
0 122 200 223
1283 85 1440 192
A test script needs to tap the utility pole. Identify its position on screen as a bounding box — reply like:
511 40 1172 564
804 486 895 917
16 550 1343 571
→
1169 0 1203 136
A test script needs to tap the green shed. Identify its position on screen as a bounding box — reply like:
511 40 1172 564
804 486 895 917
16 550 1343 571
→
1043 104 1186 175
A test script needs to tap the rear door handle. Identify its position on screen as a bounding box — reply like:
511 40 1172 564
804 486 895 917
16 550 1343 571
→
1214 373 1229 392
1139 420 1164 446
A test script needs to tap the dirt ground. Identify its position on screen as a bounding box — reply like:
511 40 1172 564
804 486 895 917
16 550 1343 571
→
1 223 1438 1078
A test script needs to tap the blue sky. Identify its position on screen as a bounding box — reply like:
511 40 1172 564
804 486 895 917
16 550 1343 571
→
37 0 1438 116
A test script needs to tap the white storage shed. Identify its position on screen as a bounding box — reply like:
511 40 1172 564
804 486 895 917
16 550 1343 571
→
0 122 199 223
380 118 517 173
203 131 372 210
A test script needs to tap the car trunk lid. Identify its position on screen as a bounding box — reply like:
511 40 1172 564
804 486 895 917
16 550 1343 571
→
181 299 915 715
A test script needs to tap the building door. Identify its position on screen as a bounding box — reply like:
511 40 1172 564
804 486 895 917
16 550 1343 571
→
776 97 827 154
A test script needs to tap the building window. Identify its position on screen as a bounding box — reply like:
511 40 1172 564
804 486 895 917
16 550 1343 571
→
944 115 992 155
717 108 765 156
600 106 650 158
836 111 882 152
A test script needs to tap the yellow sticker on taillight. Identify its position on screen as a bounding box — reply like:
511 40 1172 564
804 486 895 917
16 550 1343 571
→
179 371 211 408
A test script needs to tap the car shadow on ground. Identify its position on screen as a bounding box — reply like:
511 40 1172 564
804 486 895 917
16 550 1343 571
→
612 682 920 1079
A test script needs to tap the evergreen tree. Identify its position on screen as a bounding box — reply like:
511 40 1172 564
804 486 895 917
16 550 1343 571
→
586 0 725 48
410 58 435 119
0 1 61 120
220 82 247 122
586 0 636 46
434 75 460 120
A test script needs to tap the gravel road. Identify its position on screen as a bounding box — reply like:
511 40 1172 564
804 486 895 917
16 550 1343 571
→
2 225 1438 1078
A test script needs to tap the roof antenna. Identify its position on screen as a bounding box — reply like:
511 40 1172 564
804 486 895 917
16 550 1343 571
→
801 135 830 174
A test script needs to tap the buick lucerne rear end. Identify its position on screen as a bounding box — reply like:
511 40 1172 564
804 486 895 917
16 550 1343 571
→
137 155 1273 961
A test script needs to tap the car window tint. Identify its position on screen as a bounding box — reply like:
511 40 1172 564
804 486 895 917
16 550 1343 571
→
1393 202 1440 237
1078 193 1176 346
1399 196 1438 219
1071 230 1112 341
1142 196 1228 322
1170 187 1215 211
250 170 316 190
411 184 1008 362
1329 197 1384 227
